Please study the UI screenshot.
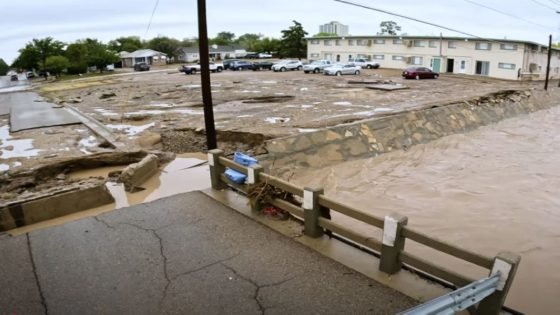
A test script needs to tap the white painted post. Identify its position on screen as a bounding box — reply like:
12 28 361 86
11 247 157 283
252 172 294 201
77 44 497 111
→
379 213 408 274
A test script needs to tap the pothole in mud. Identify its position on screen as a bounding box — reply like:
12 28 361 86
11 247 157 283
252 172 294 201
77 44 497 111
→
161 128 270 156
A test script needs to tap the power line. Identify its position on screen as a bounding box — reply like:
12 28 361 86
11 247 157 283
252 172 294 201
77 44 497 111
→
463 0 553 31
549 0 560 6
529 0 559 11
145 0 161 37
333 0 482 38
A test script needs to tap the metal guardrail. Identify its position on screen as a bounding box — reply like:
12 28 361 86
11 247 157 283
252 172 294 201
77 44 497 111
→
208 150 521 314
399 273 501 315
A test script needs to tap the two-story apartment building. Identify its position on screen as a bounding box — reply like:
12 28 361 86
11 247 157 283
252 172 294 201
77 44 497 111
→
306 35 560 80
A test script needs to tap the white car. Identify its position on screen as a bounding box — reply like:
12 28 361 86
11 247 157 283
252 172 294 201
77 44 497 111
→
258 53 272 58
303 60 333 73
324 63 362 76
348 58 380 69
272 60 303 72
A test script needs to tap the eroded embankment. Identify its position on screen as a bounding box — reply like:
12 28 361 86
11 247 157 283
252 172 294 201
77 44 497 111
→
264 88 558 175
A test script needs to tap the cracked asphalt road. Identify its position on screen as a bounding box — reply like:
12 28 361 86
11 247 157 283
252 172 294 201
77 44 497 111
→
0 191 417 315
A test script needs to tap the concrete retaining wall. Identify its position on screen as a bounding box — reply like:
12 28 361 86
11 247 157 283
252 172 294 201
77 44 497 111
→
265 89 557 174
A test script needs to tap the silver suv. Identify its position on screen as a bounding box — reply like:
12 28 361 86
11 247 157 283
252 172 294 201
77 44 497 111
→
303 60 332 74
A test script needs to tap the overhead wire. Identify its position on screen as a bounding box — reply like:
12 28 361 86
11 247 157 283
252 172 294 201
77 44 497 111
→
145 0 161 37
529 0 559 11
463 0 553 30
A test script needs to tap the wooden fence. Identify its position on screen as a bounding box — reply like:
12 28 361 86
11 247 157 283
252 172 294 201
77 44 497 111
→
208 149 521 314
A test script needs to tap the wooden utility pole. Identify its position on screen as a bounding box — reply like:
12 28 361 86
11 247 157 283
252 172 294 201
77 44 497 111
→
545 34 552 91
197 0 217 150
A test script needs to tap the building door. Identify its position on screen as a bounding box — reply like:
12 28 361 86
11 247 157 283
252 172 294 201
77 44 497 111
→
336 54 340 62
475 61 490 76
458 59 468 74
447 58 454 72
431 58 441 72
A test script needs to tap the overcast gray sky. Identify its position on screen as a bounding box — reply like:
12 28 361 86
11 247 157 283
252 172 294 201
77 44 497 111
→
1 0 559 64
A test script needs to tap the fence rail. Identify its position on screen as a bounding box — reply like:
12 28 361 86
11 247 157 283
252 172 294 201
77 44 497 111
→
208 149 521 314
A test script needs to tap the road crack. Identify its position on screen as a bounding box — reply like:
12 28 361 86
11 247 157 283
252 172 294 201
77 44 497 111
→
221 263 295 315
26 234 48 315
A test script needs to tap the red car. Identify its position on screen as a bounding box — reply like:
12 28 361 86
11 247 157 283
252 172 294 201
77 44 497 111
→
402 67 439 80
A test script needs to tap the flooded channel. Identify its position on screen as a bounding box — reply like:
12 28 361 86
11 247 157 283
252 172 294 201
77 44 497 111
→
292 105 560 314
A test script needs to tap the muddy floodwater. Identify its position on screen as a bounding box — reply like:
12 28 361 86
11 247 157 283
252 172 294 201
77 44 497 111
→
293 105 560 314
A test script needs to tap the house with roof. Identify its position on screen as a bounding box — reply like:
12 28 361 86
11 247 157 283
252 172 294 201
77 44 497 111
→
306 35 560 80
177 45 247 63
120 49 168 68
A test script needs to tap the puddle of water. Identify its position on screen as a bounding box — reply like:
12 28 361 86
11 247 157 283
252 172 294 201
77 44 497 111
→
94 108 119 116
125 109 166 116
333 101 352 106
265 117 291 124
0 125 42 159
172 109 203 115
375 107 394 112
106 123 155 136
241 90 261 93
237 114 253 118
262 80 277 84
0 163 9 171
148 103 175 108
298 128 320 133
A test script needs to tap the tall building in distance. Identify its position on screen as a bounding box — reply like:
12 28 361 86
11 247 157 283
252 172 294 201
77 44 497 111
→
319 21 349 36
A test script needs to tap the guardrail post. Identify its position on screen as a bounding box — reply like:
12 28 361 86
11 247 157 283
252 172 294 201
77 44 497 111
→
208 149 227 190
247 164 264 212
380 213 408 274
476 251 521 315
303 187 324 238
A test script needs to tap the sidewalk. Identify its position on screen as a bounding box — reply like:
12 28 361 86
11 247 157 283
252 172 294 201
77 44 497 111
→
0 191 417 315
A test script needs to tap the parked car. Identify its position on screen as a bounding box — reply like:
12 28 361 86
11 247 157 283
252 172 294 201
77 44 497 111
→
303 60 333 74
223 59 241 70
257 53 273 58
251 61 273 71
10 74 18 81
230 60 254 71
402 67 439 79
323 63 361 76
185 62 224 74
134 63 150 71
26 71 35 79
244 53 260 59
271 60 303 72
348 58 380 69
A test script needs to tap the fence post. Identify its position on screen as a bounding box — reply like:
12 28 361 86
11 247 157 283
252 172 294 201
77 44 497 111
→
303 187 324 238
247 164 264 212
208 149 226 190
476 251 521 315
379 213 408 274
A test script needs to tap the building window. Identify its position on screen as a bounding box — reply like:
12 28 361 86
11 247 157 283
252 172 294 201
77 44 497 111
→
414 40 426 47
348 39 355 46
411 56 423 65
336 40 341 46
500 43 517 50
348 55 352 61
357 54 369 59
310 53 320 58
310 39 320 45
336 54 341 62
498 63 516 70
429 40 438 48
324 40 331 46
373 55 384 60
475 42 492 50
393 39 403 44
448 41 456 49
392 55 404 61
357 39 369 46
374 39 385 44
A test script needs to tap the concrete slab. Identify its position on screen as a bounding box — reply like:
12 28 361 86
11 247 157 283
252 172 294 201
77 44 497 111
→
0 192 417 314
10 102 82 132
366 84 409 91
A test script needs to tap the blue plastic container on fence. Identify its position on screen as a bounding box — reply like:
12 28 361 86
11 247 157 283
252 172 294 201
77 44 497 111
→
224 152 258 184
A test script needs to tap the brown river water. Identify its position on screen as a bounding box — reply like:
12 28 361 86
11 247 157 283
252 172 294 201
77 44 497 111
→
293 106 560 314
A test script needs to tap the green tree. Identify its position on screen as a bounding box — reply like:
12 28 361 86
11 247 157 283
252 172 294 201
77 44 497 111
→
147 36 181 59
254 37 281 54
32 37 65 69
378 21 402 36
83 39 119 72
237 33 263 51
280 20 308 59
45 55 70 77
11 43 41 70
313 32 337 37
108 36 144 52
0 58 8 75
181 37 198 47
65 42 89 74
211 32 236 46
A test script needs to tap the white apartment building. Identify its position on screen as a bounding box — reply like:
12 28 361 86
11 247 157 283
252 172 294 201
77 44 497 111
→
319 21 349 36
307 35 560 80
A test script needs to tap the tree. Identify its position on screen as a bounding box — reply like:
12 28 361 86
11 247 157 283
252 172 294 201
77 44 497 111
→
147 36 181 59
32 37 65 69
314 32 337 37
211 32 236 46
83 39 119 72
45 55 70 77
280 20 308 59
12 43 40 70
108 36 144 52
237 33 263 51
0 58 9 75
65 42 89 74
378 21 402 36
254 37 281 54
181 37 198 47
